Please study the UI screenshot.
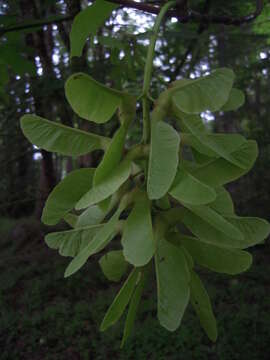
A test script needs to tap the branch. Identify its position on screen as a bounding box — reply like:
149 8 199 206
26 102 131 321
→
0 0 264 37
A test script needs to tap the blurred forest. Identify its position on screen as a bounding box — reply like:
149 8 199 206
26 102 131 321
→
1 1 270 359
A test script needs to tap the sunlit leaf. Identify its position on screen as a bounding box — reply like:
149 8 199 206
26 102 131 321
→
169 166 216 205
183 204 243 240
94 124 127 185
20 115 108 155
45 224 103 258
99 250 128 282
155 238 190 331
184 140 258 187
100 268 140 331
122 192 155 266
70 0 118 58
65 72 131 123
94 122 131 210
172 68 234 113
76 159 131 210
42 168 94 225
76 205 106 228
148 121 180 200
64 207 122 277
176 112 247 169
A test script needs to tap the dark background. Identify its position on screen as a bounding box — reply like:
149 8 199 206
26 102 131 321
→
0 1 270 359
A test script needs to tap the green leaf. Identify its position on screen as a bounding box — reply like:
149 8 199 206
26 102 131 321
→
180 208 266 249
190 272 217 342
177 112 207 134
221 88 245 111
100 268 140 331
155 238 190 331
181 133 217 158
45 224 103 258
209 187 234 215
184 140 258 187
156 195 171 210
180 244 194 269
191 149 214 165
121 271 145 347
148 121 180 200
20 115 108 156
76 159 131 210
63 213 78 228
172 68 234 113
99 250 128 282
225 216 270 248
64 207 122 277
42 168 94 225
179 234 252 274
183 204 243 240
94 124 127 185
169 166 216 205
93 123 129 210
122 192 155 266
70 0 118 58
76 205 106 228
176 112 247 169
65 72 130 123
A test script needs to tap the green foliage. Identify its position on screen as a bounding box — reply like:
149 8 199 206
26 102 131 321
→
171 234 252 275
64 206 123 278
20 115 109 156
121 270 145 347
190 272 217 342
221 88 245 111
45 224 103 257
155 236 190 331
99 250 128 282
76 159 131 209
70 0 118 58
169 165 216 205
42 168 95 225
147 121 180 199
20 0 270 348
100 268 140 331
122 191 154 266
171 68 234 113
65 73 133 123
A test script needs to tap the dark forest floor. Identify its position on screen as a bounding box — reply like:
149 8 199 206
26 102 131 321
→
0 218 270 360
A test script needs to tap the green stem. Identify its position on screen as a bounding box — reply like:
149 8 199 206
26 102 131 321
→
142 0 177 143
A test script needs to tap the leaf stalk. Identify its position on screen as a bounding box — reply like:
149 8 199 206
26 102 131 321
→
141 0 177 143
